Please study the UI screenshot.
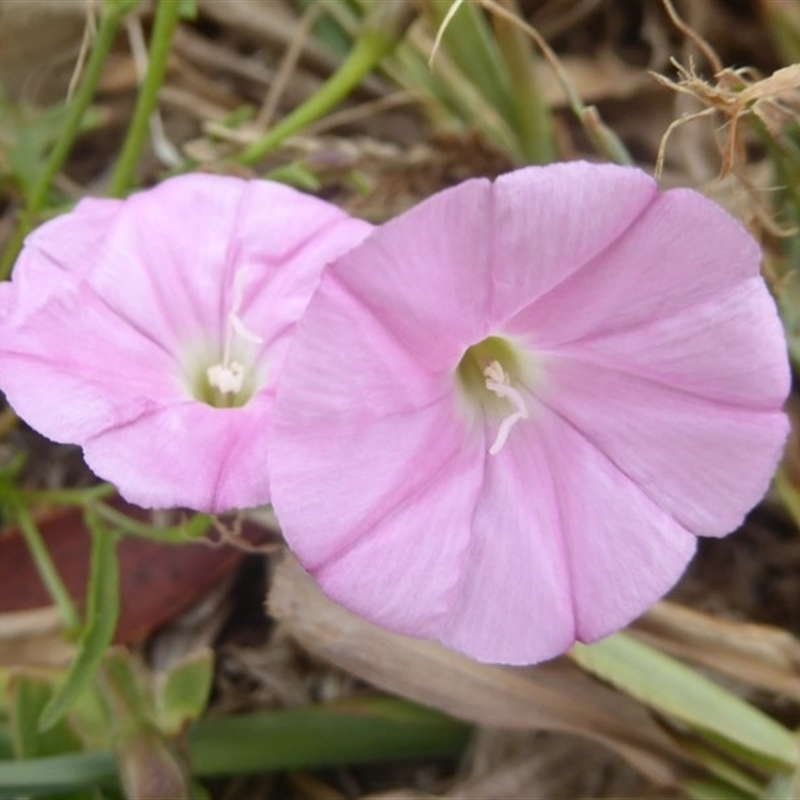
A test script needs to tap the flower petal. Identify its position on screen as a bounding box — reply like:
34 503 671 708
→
438 415 575 663
0 283 177 443
488 162 657 321
506 188 762 346
76 176 370 361
270 395 482 636
324 177 494 369
0 198 123 322
83 395 273 512
534 353 788 537
530 400 698 643
551 277 790 409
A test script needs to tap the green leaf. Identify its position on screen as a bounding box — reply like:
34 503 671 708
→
39 513 120 731
0 750 117 799
0 695 468 797
155 650 214 737
7 675 82 759
684 777 757 800
188 695 470 777
427 0 515 126
571 634 798 768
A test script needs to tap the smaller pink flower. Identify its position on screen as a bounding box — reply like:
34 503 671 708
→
268 161 790 665
0 174 371 512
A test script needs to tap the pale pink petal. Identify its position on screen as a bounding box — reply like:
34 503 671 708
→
82 176 259 353
532 401 697 642
325 164 657 371
438 412 575 663
506 189 761 346
0 198 123 323
275 272 450 419
270 392 466 572
324 177 494 369
85 176 370 360
0 283 178 443
439 398 696 659
534 353 788 537
236 207 373 383
550 277 789 408
488 163 657 321
20 197 124 277
83 395 273 512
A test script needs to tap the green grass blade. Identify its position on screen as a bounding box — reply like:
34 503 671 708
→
571 633 798 768
0 751 118 799
0 696 468 796
189 695 470 777
427 0 515 125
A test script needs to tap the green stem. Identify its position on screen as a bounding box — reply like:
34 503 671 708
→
88 503 211 544
17 484 116 507
108 0 183 197
0 2 130 280
237 3 413 167
14 507 81 636
491 0 555 164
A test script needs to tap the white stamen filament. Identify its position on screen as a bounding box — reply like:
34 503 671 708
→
207 269 264 396
483 360 529 455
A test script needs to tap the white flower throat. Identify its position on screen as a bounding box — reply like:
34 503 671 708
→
206 270 262 400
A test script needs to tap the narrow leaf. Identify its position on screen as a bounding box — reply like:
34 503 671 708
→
571 634 798 768
39 513 120 731
8 675 81 758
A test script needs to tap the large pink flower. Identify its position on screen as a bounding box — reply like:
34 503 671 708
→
268 161 790 665
0 174 371 512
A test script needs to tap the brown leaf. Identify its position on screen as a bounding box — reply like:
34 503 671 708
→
0 500 270 649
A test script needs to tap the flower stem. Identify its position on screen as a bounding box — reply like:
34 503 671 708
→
15 506 81 636
236 2 414 167
0 1 131 281
108 0 183 197
17 483 116 507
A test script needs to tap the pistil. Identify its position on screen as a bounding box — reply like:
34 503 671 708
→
483 360 529 455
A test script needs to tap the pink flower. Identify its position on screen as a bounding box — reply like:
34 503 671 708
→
268 161 790 665
0 174 371 512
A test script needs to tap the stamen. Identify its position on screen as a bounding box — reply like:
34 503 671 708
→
206 268 263 399
207 362 245 394
483 360 529 455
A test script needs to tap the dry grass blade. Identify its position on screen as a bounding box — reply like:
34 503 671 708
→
633 601 800 700
268 555 694 788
